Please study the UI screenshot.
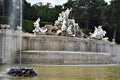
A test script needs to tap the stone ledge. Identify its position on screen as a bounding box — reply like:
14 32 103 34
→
16 50 113 65
22 50 111 55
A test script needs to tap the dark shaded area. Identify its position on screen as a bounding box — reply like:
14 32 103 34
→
6 66 37 77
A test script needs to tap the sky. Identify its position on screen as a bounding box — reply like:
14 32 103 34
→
26 0 111 6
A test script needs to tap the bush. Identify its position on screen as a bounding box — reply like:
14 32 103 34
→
0 16 9 24
81 28 93 35
22 20 34 33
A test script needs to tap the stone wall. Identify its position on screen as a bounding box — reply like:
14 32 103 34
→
19 35 119 64
0 29 120 64
20 51 112 65
0 33 3 63
113 45 120 63
24 35 115 53
0 29 21 64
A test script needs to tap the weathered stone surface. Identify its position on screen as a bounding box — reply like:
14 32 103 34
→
16 51 113 65
0 29 120 64
0 29 21 64
24 35 114 53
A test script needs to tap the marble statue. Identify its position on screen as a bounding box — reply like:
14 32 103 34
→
97 25 106 39
33 18 40 33
90 25 106 39
33 18 40 29
33 18 47 34
55 8 72 26
63 8 72 20
67 19 76 36
55 13 64 25
61 19 67 31
90 26 98 38
58 13 64 21
57 8 83 37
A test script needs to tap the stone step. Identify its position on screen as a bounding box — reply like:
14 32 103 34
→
16 50 113 65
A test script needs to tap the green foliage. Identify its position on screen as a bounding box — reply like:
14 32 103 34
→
0 16 8 24
63 0 107 29
22 20 34 32
101 0 120 43
82 28 93 35
23 0 37 20
33 4 62 22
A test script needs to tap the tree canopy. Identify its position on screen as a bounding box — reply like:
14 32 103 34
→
63 0 107 29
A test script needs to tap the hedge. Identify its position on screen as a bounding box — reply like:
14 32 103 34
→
0 16 9 24
81 28 93 35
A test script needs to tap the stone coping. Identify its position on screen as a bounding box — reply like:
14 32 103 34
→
22 50 111 55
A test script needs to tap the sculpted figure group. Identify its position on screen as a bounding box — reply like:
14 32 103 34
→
32 8 107 40
33 8 83 37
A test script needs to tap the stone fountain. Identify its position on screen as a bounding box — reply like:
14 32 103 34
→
18 8 120 65
0 7 120 68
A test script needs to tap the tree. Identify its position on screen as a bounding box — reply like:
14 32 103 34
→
63 0 107 29
0 0 3 16
101 0 120 43
23 0 37 20
33 2 62 23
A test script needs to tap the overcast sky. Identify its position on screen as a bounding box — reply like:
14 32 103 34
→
26 0 111 6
